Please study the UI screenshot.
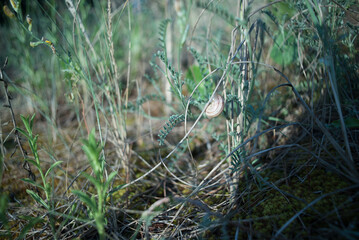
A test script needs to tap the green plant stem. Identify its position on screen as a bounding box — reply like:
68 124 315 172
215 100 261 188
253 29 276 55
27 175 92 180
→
96 185 105 240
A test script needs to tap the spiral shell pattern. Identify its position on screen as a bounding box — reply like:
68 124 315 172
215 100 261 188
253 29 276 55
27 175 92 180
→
206 95 224 119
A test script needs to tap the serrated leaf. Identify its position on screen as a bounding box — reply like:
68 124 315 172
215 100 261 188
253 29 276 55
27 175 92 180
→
45 161 63 178
26 189 49 210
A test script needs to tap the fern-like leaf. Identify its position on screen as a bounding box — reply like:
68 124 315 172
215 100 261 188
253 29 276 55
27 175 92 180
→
195 0 236 26
158 114 186 146
158 19 171 57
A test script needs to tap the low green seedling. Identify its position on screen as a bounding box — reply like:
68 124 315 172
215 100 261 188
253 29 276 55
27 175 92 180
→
72 129 117 240
17 114 62 239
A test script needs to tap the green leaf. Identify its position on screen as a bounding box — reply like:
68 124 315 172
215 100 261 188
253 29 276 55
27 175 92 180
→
0 193 9 228
30 114 36 130
82 145 99 168
45 161 63 178
82 130 104 177
109 184 125 195
180 25 189 46
270 31 297 66
72 190 97 211
81 172 102 191
304 0 320 26
25 159 41 171
21 178 45 191
26 189 49 210
28 144 37 158
16 128 30 140
344 118 359 128
104 171 117 193
186 65 202 83
20 115 32 134
330 117 359 129
268 116 286 122
269 2 295 23
186 65 206 95
20 115 28 125
33 135 38 144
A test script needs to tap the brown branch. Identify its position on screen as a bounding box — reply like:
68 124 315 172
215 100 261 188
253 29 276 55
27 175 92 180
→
0 57 36 181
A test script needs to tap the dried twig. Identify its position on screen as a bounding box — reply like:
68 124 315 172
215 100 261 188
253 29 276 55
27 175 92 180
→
0 57 36 181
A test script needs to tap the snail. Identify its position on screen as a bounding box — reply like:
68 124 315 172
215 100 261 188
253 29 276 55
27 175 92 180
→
206 94 224 119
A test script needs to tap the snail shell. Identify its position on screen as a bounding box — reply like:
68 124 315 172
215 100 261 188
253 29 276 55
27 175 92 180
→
206 95 224 119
